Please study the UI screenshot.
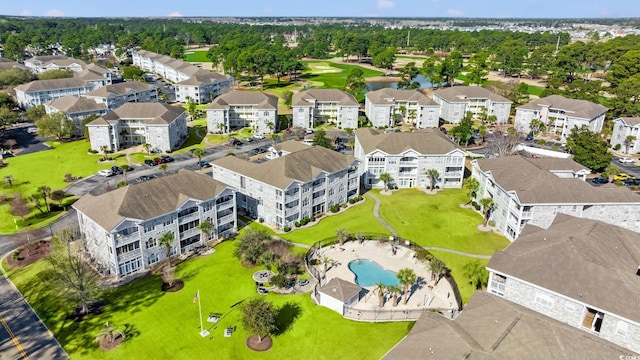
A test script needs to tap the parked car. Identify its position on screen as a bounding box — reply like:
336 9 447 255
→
253 134 265 140
144 159 157 166
613 173 634 181
305 129 314 135
623 178 640 186
153 157 164 164
590 177 608 184
297 278 309 286
27 127 38 134
199 161 211 168
136 175 157 182
525 133 534 141
161 155 174 163
618 157 634 164
257 287 268 295
98 169 113 177
111 166 123 175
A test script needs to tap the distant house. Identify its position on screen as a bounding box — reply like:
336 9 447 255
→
87 103 187 153
211 145 359 229
611 117 640 154
81 81 158 110
515 95 607 143
487 215 640 354
292 89 359 129
73 170 237 277
354 128 466 189
471 155 640 241
23 55 88 74
317 278 363 315
14 78 97 109
44 96 108 133
433 86 512 124
0 57 27 70
383 291 635 359
205 90 278 135
364 88 440 128
132 50 233 104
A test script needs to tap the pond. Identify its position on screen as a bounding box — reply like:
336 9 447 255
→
366 74 434 91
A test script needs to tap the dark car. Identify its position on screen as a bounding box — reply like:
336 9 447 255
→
111 166 123 175
525 133 534 141
161 155 174 163
144 159 157 166
623 178 640 186
136 175 157 183
590 177 608 184
199 161 211 168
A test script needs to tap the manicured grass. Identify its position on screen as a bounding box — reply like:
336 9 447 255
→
526 84 545 96
4 240 409 359
300 61 383 89
376 189 510 255
183 51 210 62
429 250 488 305
279 195 391 246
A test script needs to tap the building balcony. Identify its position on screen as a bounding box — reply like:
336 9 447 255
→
445 171 463 177
117 250 142 263
178 213 200 225
179 227 200 239
216 202 234 212
217 214 235 225
114 233 140 247
285 207 299 217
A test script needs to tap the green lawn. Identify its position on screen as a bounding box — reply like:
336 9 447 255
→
429 251 489 304
183 51 210 62
4 240 409 360
376 189 510 255
300 61 383 89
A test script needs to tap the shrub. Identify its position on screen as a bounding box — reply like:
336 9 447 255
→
283 226 291 232
330 204 340 213
309 258 320 266
488 220 496 227
614 143 621 150
294 221 301 228
414 248 433 262
349 198 355 204
434 185 440 189
270 273 288 288
89 149 98 154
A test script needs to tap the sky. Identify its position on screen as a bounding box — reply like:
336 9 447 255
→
1 0 638 19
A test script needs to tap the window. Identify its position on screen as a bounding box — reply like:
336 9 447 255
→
116 241 140 256
535 292 554 309
145 238 157 249
489 273 506 296
163 216 174 226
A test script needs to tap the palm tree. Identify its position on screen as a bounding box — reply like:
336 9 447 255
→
479 197 495 226
463 260 489 290
624 135 637 154
142 143 152 155
425 169 440 190
397 268 417 305
603 165 619 183
463 177 479 204
196 219 215 243
428 258 445 283
192 148 206 168
379 172 393 192
100 145 109 161
355 232 366 244
217 122 225 135
95 322 125 344
38 185 52 212
387 285 402 307
321 256 334 274
336 228 350 246
374 283 387 308
159 163 168 175
269 133 280 144
158 232 175 268
120 164 131 183
266 121 275 133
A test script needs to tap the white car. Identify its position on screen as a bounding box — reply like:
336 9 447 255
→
619 157 634 164
98 169 113 177
253 134 265 140
27 127 38 134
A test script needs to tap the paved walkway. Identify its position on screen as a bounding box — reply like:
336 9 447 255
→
368 193 398 237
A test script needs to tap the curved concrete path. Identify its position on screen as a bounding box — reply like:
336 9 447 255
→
367 193 492 259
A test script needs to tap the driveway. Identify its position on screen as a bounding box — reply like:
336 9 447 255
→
2 124 53 156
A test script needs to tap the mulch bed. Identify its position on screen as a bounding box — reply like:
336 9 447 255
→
162 279 184 292
67 301 105 322
246 335 272 352
98 335 124 351
5 241 51 267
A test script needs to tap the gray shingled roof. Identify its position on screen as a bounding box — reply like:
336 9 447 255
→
488 214 640 324
45 95 107 113
177 69 230 85
318 278 363 302
82 81 155 97
293 89 359 107
517 95 608 120
273 140 311 154
383 291 635 360
434 86 511 103
88 103 184 126
14 78 89 92
475 155 640 204
355 128 461 155
212 146 356 189
206 90 278 110
73 170 230 230
134 50 229 84
616 117 640 127
365 88 438 106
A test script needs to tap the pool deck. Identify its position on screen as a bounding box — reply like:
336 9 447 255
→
313 241 457 312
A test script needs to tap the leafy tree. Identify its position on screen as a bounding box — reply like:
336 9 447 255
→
192 148 206 168
234 229 273 265
565 125 612 171
196 219 215 243
241 298 277 343
479 197 495 226
422 55 443 88
397 268 417 305
606 49 640 88
36 112 76 140
48 228 103 315
440 51 463 86
494 39 528 77
50 189 66 208
26 105 46 122
372 48 396 70
312 129 332 149
466 51 489 85
0 106 18 128
397 62 420 89
258 251 280 272
344 68 366 99
449 112 474 146
38 69 74 80
280 90 293 108
378 172 393 192
3 34 26 61
463 260 489 290
121 65 144 80
425 169 440 190
0 68 34 87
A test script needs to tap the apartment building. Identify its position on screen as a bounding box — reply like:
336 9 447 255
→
206 90 278 135
364 88 440 128
211 145 360 229
87 102 187 153
23 55 87 74
81 81 158 110
73 170 237 277
433 86 512 124
44 95 108 133
471 155 640 242
292 89 359 129
132 50 233 104
487 214 640 354
515 95 607 142
610 117 640 154
0 57 27 70
354 128 466 189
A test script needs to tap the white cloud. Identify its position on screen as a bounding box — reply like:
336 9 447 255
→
447 9 465 17
44 8 64 17
167 11 183 17
19 9 32 16
377 0 395 10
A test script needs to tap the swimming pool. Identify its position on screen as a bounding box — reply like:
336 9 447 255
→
348 259 399 287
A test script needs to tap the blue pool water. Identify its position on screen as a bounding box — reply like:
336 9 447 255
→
348 259 399 287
